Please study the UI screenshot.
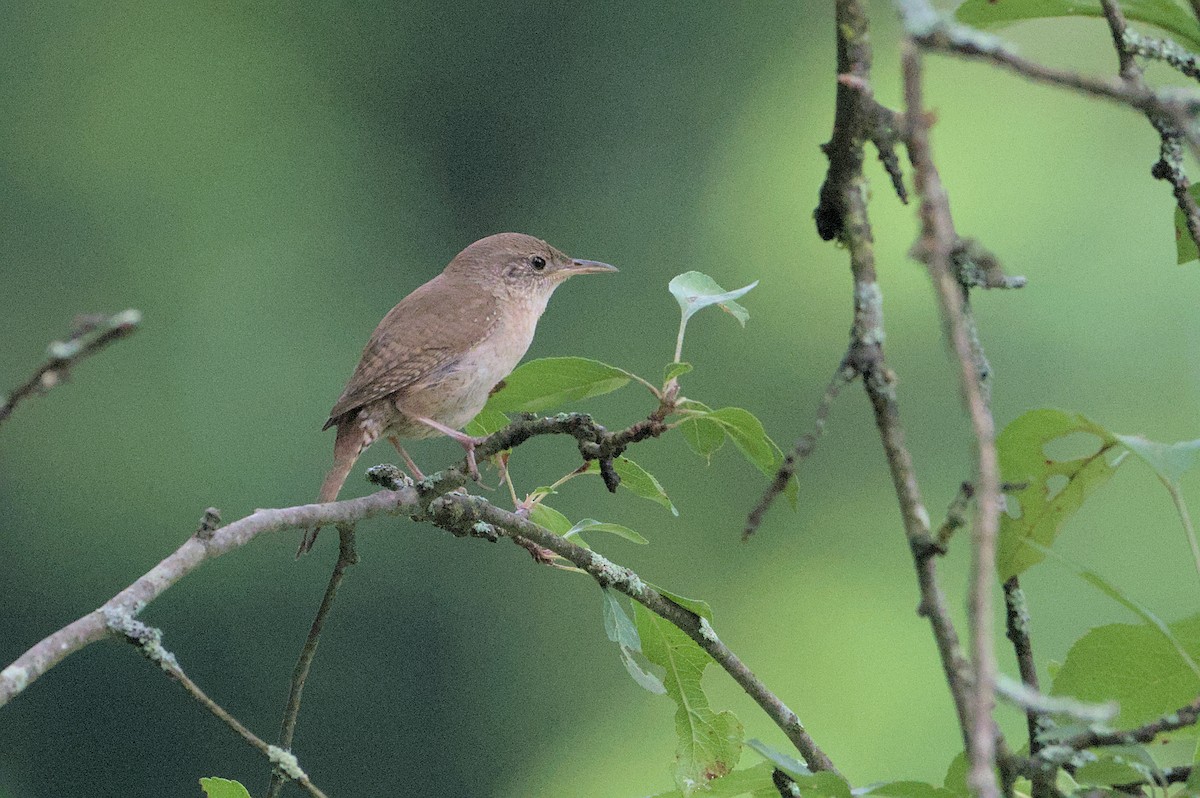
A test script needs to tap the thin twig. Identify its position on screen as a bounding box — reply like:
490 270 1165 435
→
266 528 359 798
106 610 328 798
745 360 855 539
1053 694 1200 750
0 309 141 426
902 42 1002 798
1002 577 1056 798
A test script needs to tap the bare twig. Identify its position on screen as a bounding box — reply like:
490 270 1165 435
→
902 42 1002 798
745 359 856 539
266 528 359 798
105 610 328 798
0 309 141 426
817 0 975 759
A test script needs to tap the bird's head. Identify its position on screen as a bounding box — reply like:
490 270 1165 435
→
447 232 617 304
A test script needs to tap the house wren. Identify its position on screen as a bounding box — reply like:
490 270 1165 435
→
299 232 616 554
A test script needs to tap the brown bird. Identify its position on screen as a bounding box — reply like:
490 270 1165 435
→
300 232 616 554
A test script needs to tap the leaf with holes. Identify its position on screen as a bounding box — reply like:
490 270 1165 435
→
483 356 633 413
996 409 1122 581
646 762 779 798
634 593 743 795
956 0 1200 52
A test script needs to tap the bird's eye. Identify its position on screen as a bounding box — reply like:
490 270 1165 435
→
530 255 547 271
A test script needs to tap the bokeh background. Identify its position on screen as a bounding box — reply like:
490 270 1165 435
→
2 2 1200 796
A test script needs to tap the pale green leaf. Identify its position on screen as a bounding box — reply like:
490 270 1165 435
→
1052 612 1200 731
634 596 743 794
483 356 632 413
664 361 693 383
566 518 649 545
585 456 678 515
669 271 758 326
996 409 1122 581
1115 433 1200 486
745 738 811 779
199 778 253 798
602 590 665 694
956 0 1200 52
464 408 510 438
943 751 968 797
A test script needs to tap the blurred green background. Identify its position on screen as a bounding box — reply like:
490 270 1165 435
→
2 2 1200 796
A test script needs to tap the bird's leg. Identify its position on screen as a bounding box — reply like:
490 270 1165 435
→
413 416 486 480
387 435 426 482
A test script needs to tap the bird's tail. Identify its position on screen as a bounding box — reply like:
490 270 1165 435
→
298 422 362 556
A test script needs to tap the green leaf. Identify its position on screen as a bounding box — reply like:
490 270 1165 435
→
664 361 693 383
860 781 962 798
996 409 1122 581
483 356 632 413
1177 186 1200 264
528 503 572 536
602 590 666 695
745 738 811 780
1052 612 1200 731
634 596 744 795
464 408 510 438
943 751 969 797
585 456 678 515
1074 749 1156 786
647 762 780 798
669 271 758 327
199 778 253 798
680 415 727 461
784 772 852 798
566 518 649 545
956 0 1200 52
707 408 776 475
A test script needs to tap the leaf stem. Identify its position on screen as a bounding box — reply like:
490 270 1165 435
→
1163 478 1200 589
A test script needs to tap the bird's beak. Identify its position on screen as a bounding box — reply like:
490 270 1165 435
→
563 258 618 275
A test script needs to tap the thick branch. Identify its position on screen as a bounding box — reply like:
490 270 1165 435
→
1 414 835 773
0 489 416 708
0 310 141 426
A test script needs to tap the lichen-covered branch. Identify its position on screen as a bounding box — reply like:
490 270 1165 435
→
0 408 836 775
0 309 141 426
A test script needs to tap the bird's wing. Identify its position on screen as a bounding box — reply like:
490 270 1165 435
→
324 277 499 427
